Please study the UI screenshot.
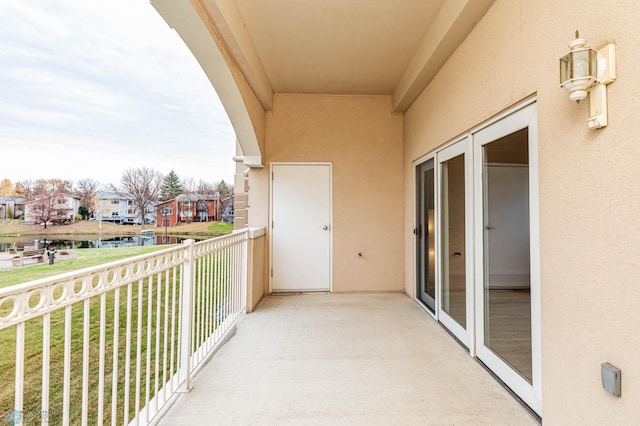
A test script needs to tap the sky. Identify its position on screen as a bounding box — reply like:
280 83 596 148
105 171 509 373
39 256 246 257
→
0 0 237 188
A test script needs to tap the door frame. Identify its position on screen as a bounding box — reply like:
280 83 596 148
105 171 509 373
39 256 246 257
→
414 154 438 320
436 137 475 354
472 99 541 415
269 162 333 294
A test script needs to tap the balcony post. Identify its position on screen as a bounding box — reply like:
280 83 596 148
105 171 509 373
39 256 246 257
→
178 239 195 393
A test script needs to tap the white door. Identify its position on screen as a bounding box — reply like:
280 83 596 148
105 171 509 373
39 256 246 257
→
271 164 331 292
436 138 474 351
473 102 541 415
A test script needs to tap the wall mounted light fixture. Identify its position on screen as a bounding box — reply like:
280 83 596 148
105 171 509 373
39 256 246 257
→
559 31 616 129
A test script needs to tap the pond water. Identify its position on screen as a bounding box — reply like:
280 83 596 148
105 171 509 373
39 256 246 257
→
0 234 209 252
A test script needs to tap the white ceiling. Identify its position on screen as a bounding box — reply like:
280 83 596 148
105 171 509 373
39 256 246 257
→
199 0 495 111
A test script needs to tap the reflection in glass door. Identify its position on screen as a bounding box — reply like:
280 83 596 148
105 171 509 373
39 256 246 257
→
441 153 466 328
436 138 473 349
482 128 532 381
416 158 436 312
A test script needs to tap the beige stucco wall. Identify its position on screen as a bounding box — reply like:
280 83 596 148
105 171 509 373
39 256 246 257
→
251 94 404 293
404 0 640 423
246 233 266 313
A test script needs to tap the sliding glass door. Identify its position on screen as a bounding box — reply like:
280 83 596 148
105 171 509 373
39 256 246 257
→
437 139 473 348
415 158 436 312
474 102 541 415
414 100 540 416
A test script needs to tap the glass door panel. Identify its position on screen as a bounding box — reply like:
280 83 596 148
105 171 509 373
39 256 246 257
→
482 128 532 382
441 154 466 328
416 158 436 312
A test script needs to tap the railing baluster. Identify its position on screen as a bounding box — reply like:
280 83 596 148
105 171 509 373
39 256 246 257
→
213 246 220 339
62 305 72 426
233 242 239 317
154 272 162 417
194 256 201 362
205 252 211 352
170 267 177 393
162 269 170 405
223 245 229 332
135 279 143 425
145 276 152 422
124 283 133 425
111 287 120 426
14 322 24 426
42 313 50 426
203 253 210 353
81 297 90 426
206 250 213 348
98 292 107 425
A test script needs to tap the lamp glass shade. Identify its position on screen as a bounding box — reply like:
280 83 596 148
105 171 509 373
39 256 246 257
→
560 48 597 86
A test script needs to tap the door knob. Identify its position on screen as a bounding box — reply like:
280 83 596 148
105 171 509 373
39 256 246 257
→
323 225 329 230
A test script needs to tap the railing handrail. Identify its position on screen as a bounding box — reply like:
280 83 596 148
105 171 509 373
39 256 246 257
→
0 231 250 329
0 244 189 330
0 244 182 299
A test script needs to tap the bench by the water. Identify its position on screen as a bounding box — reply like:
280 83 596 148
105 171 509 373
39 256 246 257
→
11 249 46 267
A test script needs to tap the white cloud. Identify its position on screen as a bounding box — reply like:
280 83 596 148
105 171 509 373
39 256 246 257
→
0 0 236 187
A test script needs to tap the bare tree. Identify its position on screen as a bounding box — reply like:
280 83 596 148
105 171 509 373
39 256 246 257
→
15 180 35 200
215 180 234 222
196 180 216 196
29 191 71 229
112 167 163 229
74 179 101 218
181 177 197 195
34 178 72 197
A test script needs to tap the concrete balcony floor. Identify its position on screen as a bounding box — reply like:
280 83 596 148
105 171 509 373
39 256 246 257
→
157 293 537 425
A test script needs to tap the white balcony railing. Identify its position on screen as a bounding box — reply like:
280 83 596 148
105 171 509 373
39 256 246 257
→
0 230 248 426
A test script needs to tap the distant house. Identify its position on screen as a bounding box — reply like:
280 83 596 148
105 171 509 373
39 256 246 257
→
0 197 24 219
23 193 80 225
96 191 156 225
156 193 219 227
221 203 234 223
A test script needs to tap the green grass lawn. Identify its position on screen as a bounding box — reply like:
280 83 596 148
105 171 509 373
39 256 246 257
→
207 222 234 234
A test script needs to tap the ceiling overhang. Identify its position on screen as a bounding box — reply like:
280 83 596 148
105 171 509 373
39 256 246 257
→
196 0 495 113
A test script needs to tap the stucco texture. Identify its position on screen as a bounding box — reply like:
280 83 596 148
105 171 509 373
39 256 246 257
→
404 0 640 423
263 94 404 293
